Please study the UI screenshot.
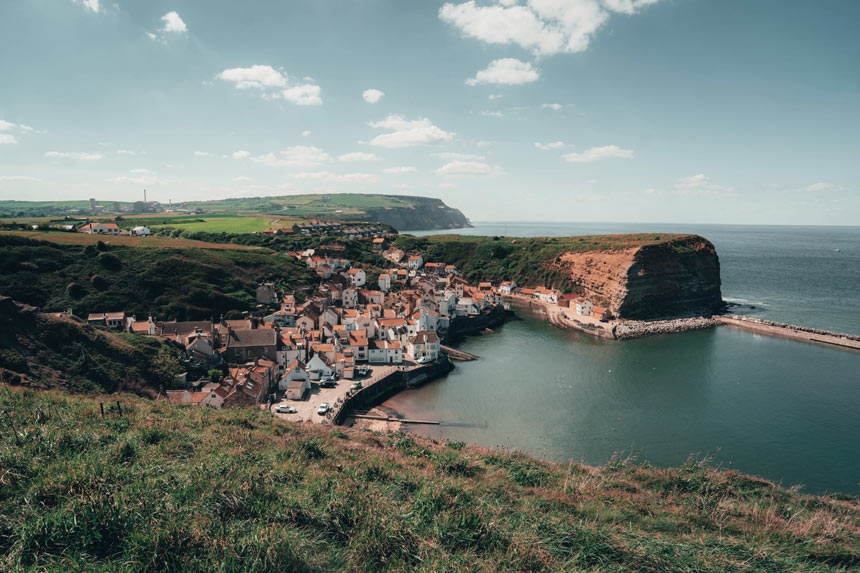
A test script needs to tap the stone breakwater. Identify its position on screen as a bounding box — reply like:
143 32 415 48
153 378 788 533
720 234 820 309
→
612 317 719 340
717 315 860 351
721 314 860 341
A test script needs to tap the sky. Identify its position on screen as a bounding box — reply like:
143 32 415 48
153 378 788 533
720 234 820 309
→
1 0 859 225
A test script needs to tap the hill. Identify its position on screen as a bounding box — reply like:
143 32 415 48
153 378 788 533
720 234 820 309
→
0 298 180 396
0 387 857 571
0 194 471 232
0 235 315 321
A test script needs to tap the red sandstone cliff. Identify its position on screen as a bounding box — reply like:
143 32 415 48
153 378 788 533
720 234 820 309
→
553 236 723 319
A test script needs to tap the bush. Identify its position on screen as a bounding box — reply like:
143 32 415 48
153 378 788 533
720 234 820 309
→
66 282 86 299
98 253 122 271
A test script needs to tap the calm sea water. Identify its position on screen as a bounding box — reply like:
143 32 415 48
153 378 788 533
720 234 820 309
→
389 223 860 494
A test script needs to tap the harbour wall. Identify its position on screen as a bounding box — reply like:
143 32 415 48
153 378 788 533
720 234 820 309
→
331 359 454 425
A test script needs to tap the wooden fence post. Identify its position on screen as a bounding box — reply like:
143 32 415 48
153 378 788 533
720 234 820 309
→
99 403 105 418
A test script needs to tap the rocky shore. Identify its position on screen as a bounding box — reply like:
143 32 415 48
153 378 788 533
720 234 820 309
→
613 317 719 340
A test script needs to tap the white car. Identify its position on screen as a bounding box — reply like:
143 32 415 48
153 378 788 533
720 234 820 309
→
317 403 330 415
417 356 433 364
275 405 297 414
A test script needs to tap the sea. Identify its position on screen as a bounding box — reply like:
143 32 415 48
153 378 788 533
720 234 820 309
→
384 223 860 495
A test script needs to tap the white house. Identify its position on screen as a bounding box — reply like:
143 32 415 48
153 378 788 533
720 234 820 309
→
575 299 594 316
378 273 391 292
368 340 403 364
305 354 334 380
346 268 366 288
499 281 516 295
279 360 311 400
131 226 151 236
407 330 440 361
79 222 121 235
407 255 423 269
342 287 358 309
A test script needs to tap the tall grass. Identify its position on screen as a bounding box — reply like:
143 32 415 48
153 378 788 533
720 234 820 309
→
1 386 857 571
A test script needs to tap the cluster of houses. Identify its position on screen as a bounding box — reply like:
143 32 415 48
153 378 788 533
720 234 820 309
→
292 220 387 240
504 281 609 319
86 252 508 410
78 222 151 236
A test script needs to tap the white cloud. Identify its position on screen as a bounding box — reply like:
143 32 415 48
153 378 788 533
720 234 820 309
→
338 152 380 162
232 150 251 159
648 173 734 197
218 65 287 90
535 141 566 150
440 0 662 56
383 166 417 174
362 89 385 103
488 94 503 100
301 130 312 137
129 168 153 174
803 182 844 193
116 149 137 155
0 134 17 145
466 58 539 86
481 110 504 117
292 171 380 184
233 176 254 182
0 175 41 182
106 169 166 185
248 146 332 168
563 145 633 163
281 84 322 106
45 151 104 160
0 120 40 143
435 160 494 177
193 151 210 157
475 140 494 147
0 120 16 130
76 0 101 14
368 115 454 148
541 103 563 111
161 11 187 33
433 152 485 160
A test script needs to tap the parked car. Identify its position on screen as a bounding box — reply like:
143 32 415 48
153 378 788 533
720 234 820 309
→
317 403 330 415
351 381 363 390
319 379 337 388
417 356 433 364
357 366 369 376
275 405 297 414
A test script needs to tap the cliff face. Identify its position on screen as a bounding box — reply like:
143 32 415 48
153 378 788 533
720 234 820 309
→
364 197 471 231
556 236 723 319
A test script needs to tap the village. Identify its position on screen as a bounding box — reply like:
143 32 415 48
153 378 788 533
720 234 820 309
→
80 237 616 424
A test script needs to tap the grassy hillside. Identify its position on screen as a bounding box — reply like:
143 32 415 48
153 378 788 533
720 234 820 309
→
0 235 315 321
393 233 694 290
0 387 857 571
0 302 181 395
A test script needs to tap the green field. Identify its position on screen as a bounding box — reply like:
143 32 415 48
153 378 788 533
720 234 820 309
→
148 215 299 234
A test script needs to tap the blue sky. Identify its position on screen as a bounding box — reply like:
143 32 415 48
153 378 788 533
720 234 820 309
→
1 0 858 225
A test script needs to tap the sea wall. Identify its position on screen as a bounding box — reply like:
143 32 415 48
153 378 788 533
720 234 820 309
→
443 305 508 344
331 359 454 425
717 315 860 351
613 317 719 339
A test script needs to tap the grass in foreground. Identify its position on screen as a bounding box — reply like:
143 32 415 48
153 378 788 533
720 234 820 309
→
1 387 857 571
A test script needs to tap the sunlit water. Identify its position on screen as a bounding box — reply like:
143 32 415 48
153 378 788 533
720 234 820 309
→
388 223 860 494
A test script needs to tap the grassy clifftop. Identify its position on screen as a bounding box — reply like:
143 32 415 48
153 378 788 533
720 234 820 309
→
393 233 699 290
1 387 857 571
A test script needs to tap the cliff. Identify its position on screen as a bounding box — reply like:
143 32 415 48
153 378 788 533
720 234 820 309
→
554 235 723 319
363 196 471 231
